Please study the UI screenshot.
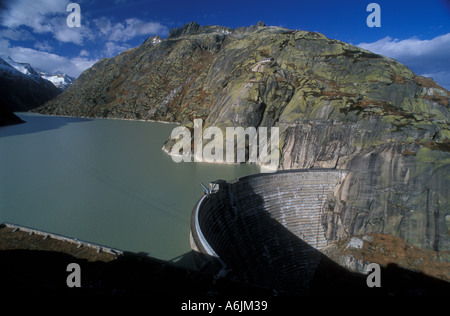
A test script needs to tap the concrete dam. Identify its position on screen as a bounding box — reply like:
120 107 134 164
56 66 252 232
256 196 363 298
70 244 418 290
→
190 169 347 295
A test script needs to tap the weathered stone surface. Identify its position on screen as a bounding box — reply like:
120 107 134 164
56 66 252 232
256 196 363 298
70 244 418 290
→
322 233 450 282
34 22 450 252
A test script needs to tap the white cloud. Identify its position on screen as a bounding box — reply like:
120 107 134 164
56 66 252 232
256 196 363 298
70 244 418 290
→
97 17 168 42
104 41 130 57
53 25 94 45
1 0 70 33
94 17 113 37
34 41 53 52
70 56 98 74
79 49 90 57
0 0 93 46
0 0 169 77
1 0 168 48
0 39 96 77
358 33 450 64
0 28 34 41
358 33 450 89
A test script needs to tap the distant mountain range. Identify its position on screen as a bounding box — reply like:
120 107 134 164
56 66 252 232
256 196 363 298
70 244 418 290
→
1 56 75 90
39 72 75 90
0 56 75 125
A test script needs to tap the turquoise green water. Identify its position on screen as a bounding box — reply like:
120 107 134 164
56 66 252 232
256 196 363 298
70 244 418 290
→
0 113 260 266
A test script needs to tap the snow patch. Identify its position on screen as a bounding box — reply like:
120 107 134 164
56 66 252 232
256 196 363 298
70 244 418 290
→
1 56 75 89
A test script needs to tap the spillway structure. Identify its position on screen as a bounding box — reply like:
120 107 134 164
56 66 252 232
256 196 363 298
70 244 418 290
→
190 169 347 294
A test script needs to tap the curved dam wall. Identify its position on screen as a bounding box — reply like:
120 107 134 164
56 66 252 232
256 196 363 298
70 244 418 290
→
190 169 347 294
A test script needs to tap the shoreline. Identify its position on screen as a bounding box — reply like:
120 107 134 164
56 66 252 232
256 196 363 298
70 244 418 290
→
22 110 180 125
22 111 275 172
0 222 122 257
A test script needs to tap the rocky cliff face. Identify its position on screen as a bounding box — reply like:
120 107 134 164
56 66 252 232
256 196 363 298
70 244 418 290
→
34 22 450 252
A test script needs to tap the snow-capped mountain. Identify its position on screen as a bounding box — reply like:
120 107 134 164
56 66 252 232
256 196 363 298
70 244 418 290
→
2 56 42 80
0 57 18 74
40 72 75 90
1 56 75 90
0 57 62 111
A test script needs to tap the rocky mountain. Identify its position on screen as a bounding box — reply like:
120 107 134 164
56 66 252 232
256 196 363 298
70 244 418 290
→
34 22 450 253
0 57 62 114
1 56 75 90
39 72 75 90
1 56 43 78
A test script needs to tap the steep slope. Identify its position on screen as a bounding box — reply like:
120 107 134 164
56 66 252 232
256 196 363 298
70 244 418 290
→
0 57 62 112
34 22 450 252
2 56 75 90
35 23 231 121
2 56 43 78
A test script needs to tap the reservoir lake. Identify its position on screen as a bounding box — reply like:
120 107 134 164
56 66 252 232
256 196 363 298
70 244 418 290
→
0 113 260 268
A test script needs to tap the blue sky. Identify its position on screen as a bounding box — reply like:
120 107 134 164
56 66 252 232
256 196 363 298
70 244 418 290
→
1 0 449 89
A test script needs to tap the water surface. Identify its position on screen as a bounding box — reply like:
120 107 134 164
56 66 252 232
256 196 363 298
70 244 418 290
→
0 113 260 267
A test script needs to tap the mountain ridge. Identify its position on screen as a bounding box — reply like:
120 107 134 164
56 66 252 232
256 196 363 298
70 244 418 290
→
1 56 75 90
0 56 63 121
33 22 450 252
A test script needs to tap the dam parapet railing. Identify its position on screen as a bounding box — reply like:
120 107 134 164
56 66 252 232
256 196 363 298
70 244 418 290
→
0 222 123 256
